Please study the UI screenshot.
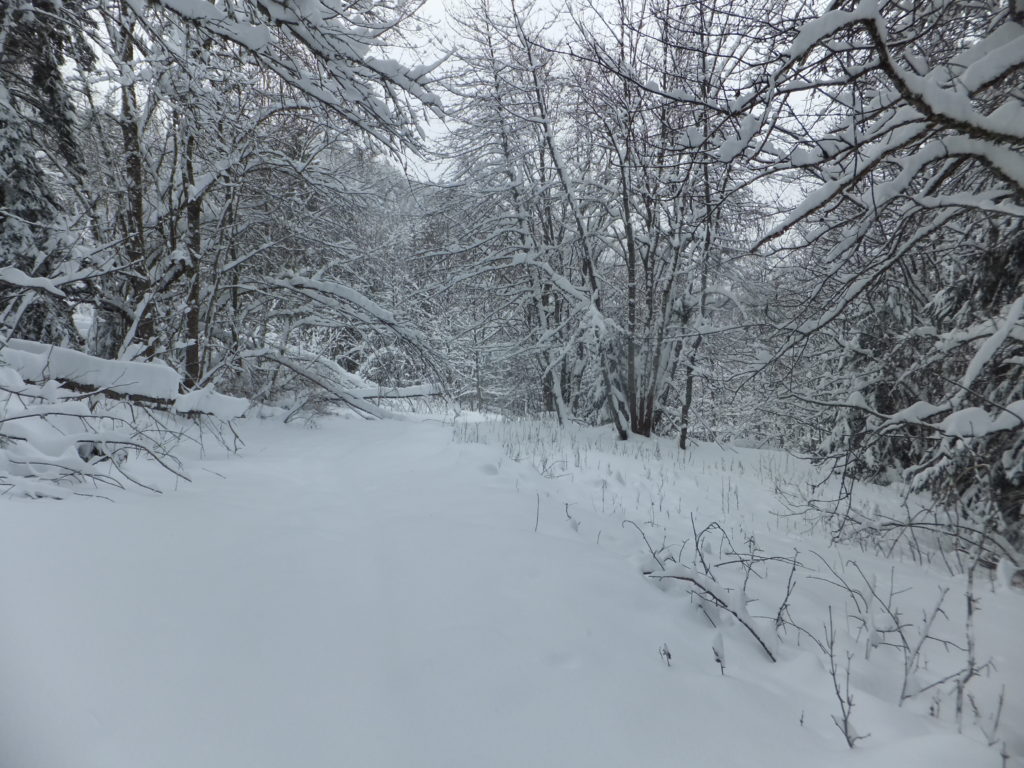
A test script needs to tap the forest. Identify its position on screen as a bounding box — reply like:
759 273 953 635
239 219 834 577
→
1 0 1023 764
4 0 1022 559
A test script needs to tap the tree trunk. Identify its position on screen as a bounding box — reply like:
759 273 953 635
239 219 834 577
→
184 132 203 388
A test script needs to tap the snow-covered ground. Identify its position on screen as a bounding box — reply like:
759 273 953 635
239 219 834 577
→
1 414 1020 767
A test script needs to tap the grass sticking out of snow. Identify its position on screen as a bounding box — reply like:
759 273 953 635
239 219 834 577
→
454 416 1024 762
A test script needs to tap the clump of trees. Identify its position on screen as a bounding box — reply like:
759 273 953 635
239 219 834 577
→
3 0 1021 557
1 0 442 408
749 0 1024 556
429 0 1023 557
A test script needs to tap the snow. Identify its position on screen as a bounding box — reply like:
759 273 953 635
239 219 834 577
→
717 114 760 162
157 0 222 21
1 339 249 418
0 416 1018 768
173 385 249 420
954 295 1024 408
883 399 945 426
270 275 427 345
939 406 997 437
0 267 66 296
960 22 1024 93
348 382 443 399
939 402 1024 437
784 1 879 63
1 338 181 401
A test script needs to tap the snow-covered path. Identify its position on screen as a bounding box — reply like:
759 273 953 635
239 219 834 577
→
0 418 1006 767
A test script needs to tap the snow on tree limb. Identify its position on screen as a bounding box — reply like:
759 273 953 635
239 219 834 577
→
1 339 248 417
250 349 394 419
0 268 67 298
267 275 428 347
131 0 442 149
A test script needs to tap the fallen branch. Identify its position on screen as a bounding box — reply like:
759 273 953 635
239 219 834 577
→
648 564 779 662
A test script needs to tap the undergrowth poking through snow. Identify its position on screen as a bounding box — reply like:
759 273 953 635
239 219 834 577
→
454 415 1024 762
